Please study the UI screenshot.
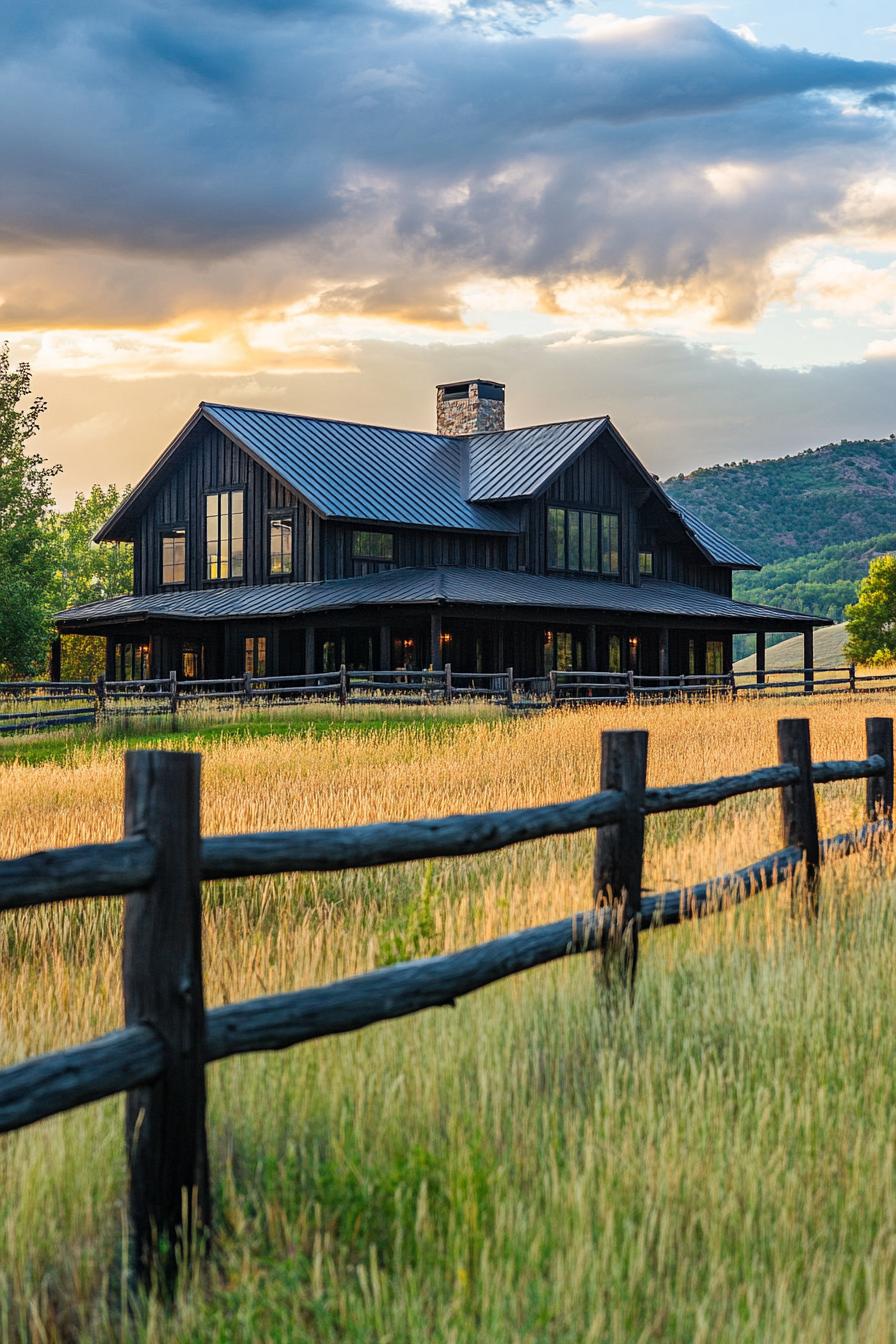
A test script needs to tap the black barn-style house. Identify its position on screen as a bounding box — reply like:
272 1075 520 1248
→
56 380 830 682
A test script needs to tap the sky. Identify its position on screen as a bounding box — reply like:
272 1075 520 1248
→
2 0 896 503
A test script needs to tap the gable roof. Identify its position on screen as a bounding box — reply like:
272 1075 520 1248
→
202 403 517 534
467 418 608 500
56 565 826 629
95 401 758 568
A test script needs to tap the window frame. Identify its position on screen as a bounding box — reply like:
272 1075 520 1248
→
351 529 394 561
204 487 246 582
638 549 654 577
546 504 621 577
268 511 295 578
159 526 187 587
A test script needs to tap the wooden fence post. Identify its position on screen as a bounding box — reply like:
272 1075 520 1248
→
549 669 557 707
849 664 857 695
777 718 820 918
243 670 253 703
169 670 178 718
594 730 648 994
444 663 453 705
95 673 106 715
505 667 514 710
339 663 348 707
123 750 209 1290
866 717 894 822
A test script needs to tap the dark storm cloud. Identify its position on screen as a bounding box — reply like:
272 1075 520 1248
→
1 1 895 312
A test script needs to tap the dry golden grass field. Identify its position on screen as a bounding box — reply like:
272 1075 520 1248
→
2 696 896 1342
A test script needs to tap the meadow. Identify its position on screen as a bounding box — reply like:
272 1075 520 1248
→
2 696 896 1342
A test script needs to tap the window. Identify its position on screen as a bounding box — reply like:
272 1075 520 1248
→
706 640 725 676
608 635 622 673
269 516 293 576
547 506 620 576
206 489 244 580
351 529 394 576
352 530 393 560
688 639 696 676
181 642 204 679
244 635 267 676
160 529 186 585
543 628 583 674
638 550 654 577
114 641 151 681
601 514 620 576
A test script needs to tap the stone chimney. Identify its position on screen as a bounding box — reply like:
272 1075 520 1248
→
436 379 505 435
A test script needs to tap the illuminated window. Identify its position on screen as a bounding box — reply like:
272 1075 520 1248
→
206 489 244 580
269 517 293 576
181 642 204 679
688 639 696 676
114 641 151 681
244 635 267 676
161 529 186 585
638 550 654 576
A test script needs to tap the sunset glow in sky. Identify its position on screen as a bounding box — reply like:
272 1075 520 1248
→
3 0 896 502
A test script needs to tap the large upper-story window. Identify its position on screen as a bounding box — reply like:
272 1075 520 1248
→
351 529 394 576
160 528 186 585
547 506 620 576
269 515 293 576
206 489 244 580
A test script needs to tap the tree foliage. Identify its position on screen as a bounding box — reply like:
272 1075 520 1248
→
733 532 896 624
0 344 59 677
844 556 896 664
51 484 133 680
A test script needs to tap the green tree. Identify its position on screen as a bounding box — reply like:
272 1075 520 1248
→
51 484 132 680
0 344 59 677
844 555 896 664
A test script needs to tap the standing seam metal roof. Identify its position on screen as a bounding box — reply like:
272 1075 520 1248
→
203 403 517 533
56 566 826 627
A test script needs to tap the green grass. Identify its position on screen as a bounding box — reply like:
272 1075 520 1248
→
0 703 497 768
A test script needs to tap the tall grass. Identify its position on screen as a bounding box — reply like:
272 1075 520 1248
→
1 697 895 1341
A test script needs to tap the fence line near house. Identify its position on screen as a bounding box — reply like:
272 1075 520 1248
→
0 716 892 1290
2 662 896 736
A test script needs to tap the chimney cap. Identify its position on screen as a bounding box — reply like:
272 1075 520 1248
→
436 378 505 392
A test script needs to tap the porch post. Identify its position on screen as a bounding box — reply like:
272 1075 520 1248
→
803 628 815 696
304 625 315 675
430 611 443 671
49 635 62 683
756 632 766 688
379 624 391 671
586 624 597 670
495 626 505 672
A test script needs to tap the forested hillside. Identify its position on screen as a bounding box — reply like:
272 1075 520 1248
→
665 437 896 564
732 532 896 622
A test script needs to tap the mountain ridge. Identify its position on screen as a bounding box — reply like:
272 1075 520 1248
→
664 437 896 565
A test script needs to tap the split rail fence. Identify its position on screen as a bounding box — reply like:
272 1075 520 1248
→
2 662 896 736
0 715 893 1286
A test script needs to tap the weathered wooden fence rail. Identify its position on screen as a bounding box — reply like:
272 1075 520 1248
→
2 662 896 735
0 717 893 1287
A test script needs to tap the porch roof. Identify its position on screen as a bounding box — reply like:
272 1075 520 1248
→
56 567 830 630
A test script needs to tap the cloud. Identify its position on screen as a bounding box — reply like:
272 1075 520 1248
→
29 331 896 505
867 25 896 39
1 2 895 334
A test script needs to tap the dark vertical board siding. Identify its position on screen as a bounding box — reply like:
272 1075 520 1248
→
133 424 319 595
